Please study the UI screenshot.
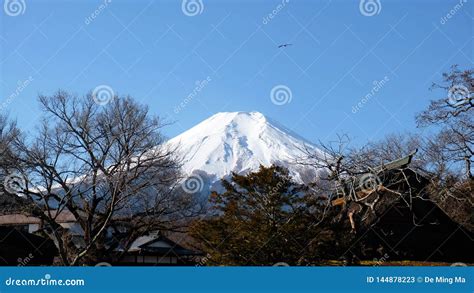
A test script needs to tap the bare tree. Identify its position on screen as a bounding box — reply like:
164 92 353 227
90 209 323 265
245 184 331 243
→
13 91 202 265
0 115 21 176
412 66 473 230
417 65 473 179
417 65 473 125
298 133 434 229
0 115 29 215
425 119 473 179
297 67 473 233
297 133 422 183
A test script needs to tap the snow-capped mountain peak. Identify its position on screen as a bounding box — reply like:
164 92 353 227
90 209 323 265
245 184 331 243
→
167 111 323 184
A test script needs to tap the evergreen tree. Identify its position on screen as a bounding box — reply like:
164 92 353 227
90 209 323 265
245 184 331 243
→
190 165 340 265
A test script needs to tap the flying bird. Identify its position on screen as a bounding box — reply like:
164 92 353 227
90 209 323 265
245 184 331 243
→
278 43 292 48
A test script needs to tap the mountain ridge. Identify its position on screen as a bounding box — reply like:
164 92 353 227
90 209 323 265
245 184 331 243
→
167 111 324 188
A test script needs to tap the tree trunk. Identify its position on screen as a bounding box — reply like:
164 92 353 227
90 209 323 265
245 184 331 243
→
465 156 472 179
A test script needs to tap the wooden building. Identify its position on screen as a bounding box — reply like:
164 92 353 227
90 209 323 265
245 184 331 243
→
116 233 202 266
331 151 474 263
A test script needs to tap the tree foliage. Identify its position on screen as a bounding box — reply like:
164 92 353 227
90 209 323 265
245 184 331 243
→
189 165 348 265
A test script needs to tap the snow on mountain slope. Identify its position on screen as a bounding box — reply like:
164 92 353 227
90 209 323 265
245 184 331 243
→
167 112 325 185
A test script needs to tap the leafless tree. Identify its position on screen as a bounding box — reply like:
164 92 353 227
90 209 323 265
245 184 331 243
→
417 65 473 125
297 67 473 233
0 115 21 176
12 91 202 265
417 65 473 179
297 133 422 183
297 133 435 231
0 115 28 214
412 66 473 230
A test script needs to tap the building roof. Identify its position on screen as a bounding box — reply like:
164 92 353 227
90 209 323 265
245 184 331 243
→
0 214 40 225
126 234 202 256
0 210 76 225
373 149 418 172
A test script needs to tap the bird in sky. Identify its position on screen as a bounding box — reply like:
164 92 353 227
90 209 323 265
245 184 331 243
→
278 43 292 48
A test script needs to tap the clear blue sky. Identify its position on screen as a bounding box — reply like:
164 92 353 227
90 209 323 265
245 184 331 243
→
0 0 472 145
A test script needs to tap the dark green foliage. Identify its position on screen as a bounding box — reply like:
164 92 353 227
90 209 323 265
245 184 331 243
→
190 165 347 265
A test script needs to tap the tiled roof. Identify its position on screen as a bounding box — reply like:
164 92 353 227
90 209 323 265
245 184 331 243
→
0 210 76 225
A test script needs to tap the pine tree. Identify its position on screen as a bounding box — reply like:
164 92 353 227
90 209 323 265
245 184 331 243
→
190 165 339 265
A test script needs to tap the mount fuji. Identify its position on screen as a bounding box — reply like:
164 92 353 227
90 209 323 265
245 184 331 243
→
167 112 325 192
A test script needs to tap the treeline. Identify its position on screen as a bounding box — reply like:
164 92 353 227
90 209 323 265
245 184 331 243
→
0 66 471 266
189 165 353 265
189 65 473 265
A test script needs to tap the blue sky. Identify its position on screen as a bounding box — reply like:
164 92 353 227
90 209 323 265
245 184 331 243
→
0 0 472 145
